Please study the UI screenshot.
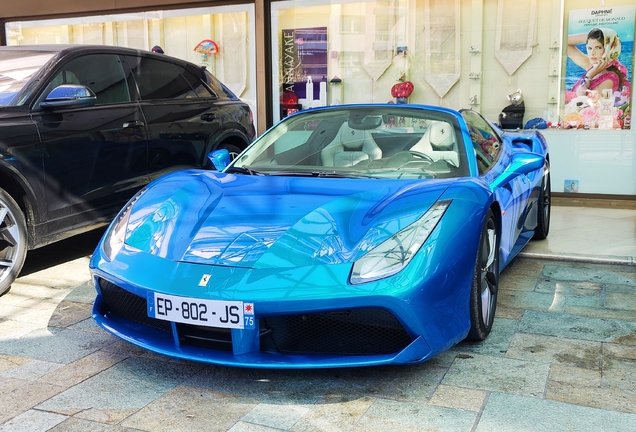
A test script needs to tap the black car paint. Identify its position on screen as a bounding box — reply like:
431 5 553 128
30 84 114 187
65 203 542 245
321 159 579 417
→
0 45 254 252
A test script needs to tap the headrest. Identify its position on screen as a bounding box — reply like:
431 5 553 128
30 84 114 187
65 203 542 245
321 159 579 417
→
428 121 455 150
340 124 367 150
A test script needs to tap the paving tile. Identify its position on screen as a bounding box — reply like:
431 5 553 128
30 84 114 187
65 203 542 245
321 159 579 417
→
186 367 337 404
505 333 601 369
35 357 202 421
122 385 259 432
0 353 30 373
546 381 636 414
605 291 636 311
1 359 64 381
0 409 67 432
360 398 477 432
564 305 636 322
0 377 65 424
548 364 601 387
476 392 636 431
497 290 556 313
603 342 636 360
601 356 636 392
38 350 129 388
48 417 136 431
541 265 636 286
0 319 43 340
228 422 282 432
498 275 538 291
501 257 546 279
453 318 517 357
534 280 605 310
241 401 311 430
63 280 99 304
0 327 117 364
428 385 487 412
442 353 550 397
518 310 636 344
48 301 93 328
290 396 374 432
327 363 448 402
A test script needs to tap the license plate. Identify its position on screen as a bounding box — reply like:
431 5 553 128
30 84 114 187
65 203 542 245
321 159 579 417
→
147 292 255 330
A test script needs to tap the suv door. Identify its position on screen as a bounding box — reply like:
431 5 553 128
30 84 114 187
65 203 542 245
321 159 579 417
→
124 55 223 181
31 53 148 233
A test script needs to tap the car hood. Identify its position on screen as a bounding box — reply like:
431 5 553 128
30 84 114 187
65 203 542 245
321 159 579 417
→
123 171 450 268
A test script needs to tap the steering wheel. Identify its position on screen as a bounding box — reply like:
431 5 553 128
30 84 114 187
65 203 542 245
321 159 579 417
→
408 151 435 163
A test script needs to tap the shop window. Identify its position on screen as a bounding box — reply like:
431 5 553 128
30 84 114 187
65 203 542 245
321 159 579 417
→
340 15 365 34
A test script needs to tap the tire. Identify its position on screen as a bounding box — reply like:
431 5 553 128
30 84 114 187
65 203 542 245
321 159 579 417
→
466 208 499 341
533 165 551 240
0 189 27 297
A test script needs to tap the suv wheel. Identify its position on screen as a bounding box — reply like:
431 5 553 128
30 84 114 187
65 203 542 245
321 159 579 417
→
0 189 27 296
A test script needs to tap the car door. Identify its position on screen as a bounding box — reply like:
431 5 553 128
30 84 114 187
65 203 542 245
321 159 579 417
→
31 53 148 233
124 55 223 181
462 110 534 253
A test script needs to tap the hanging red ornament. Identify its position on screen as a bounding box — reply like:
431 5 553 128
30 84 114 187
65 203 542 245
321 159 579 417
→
391 81 414 98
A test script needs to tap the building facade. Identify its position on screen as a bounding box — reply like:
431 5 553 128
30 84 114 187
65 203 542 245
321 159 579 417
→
1 0 635 197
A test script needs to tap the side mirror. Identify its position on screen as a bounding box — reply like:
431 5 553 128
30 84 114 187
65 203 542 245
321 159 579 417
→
207 149 231 171
490 152 545 190
39 85 97 110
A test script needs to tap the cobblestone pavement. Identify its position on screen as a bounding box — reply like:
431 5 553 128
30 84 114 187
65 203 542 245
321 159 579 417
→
1 217 636 431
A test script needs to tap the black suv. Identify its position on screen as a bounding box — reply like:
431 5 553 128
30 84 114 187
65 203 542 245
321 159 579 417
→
0 45 255 295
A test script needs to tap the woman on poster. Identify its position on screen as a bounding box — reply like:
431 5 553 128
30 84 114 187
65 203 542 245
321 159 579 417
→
566 27 630 100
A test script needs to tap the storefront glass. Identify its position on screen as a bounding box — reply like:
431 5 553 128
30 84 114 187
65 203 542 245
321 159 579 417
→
5 5 257 122
270 0 635 195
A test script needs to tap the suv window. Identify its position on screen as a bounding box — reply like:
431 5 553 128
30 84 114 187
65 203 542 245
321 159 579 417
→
461 110 502 174
125 56 198 100
37 54 131 106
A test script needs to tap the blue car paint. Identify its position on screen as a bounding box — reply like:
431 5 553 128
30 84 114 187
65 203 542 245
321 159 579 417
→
90 104 548 368
90 175 491 367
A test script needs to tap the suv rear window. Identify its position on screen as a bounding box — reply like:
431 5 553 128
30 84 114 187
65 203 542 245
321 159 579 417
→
126 56 198 100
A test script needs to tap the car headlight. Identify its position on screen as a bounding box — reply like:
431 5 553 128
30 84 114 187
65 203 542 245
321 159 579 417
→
102 188 146 261
350 200 450 284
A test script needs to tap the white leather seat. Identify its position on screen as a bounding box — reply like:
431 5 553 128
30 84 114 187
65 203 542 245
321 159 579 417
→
321 122 382 167
411 121 459 167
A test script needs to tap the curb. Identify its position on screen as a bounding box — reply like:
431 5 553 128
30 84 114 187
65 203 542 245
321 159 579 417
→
518 252 636 266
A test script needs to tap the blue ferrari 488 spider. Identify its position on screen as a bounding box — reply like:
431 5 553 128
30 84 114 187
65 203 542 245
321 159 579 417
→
90 104 550 368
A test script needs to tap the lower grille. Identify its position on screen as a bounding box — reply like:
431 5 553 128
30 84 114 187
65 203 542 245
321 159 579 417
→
261 308 412 356
97 278 171 332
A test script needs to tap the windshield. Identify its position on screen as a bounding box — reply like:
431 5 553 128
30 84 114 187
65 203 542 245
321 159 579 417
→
232 106 469 179
0 52 53 106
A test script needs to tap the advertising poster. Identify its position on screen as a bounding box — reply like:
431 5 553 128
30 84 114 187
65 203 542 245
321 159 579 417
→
280 27 328 117
564 6 634 130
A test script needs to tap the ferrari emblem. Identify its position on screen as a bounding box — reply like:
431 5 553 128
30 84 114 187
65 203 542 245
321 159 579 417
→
199 274 211 287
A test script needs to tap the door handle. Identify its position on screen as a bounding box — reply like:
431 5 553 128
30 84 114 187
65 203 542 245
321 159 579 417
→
123 120 144 128
201 113 217 122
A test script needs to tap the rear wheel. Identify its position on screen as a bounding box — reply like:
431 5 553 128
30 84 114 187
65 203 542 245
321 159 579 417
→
533 165 551 240
467 208 499 341
0 189 27 296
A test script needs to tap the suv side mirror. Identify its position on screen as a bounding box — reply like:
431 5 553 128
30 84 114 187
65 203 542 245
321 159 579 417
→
40 84 97 110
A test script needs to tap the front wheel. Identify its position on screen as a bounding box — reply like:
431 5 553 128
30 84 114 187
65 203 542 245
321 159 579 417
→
466 208 499 341
0 189 27 296
533 165 551 240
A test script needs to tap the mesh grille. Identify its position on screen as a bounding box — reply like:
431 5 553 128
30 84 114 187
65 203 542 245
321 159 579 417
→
97 278 172 332
261 308 412 356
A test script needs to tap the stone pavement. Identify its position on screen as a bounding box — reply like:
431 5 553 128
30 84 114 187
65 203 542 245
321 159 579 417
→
1 208 636 431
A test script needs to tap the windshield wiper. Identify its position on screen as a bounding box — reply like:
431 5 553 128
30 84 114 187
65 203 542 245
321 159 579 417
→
226 166 263 175
274 171 376 179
